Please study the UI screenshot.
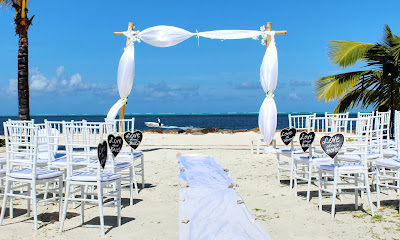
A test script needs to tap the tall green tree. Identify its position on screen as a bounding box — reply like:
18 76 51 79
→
315 25 400 114
1 0 34 120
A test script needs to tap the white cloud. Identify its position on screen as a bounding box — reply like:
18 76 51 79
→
288 93 301 100
7 79 17 96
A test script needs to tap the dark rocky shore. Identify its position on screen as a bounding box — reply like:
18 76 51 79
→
143 128 260 134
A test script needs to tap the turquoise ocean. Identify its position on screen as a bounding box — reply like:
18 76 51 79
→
0 112 358 135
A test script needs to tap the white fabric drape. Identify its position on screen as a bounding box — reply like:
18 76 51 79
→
258 32 278 146
138 25 193 47
106 40 135 121
106 25 280 140
106 99 125 121
197 30 262 40
117 44 135 98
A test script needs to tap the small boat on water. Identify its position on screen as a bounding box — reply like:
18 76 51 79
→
145 122 164 128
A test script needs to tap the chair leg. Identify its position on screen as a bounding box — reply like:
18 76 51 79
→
355 174 359 210
307 162 312 202
376 167 381 208
289 156 294 189
59 181 71 233
276 153 281 184
318 170 322 211
58 178 63 222
331 173 338 220
117 179 121 226
365 172 375 216
0 178 10 225
97 182 105 236
129 167 134 205
141 156 145 189
10 182 14 219
80 186 85 224
32 184 38 230
294 162 298 196
43 182 49 205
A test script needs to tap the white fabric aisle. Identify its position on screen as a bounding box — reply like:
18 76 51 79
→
178 154 271 240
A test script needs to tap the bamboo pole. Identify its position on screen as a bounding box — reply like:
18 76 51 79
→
265 22 287 48
117 22 134 132
114 30 287 36
266 22 272 48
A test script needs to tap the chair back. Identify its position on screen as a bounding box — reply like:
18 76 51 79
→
3 122 39 174
105 118 135 135
288 114 315 132
376 111 391 148
63 124 113 178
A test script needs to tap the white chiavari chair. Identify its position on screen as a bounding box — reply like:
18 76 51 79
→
375 110 400 209
0 123 63 230
59 124 122 235
317 117 375 219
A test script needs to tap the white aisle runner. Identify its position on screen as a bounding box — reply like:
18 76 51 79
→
178 154 271 240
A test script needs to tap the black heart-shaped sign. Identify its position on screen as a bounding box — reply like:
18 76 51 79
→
280 128 297 145
320 134 344 159
124 131 143 150
299 132 315 152
98 141 108 169
107 134 123 157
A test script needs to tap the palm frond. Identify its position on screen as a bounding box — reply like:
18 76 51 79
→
315 71 371 102
328 41 374 68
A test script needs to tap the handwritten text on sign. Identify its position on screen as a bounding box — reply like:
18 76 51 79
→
320 134 344 159
97 141 108 169
124 131 143 150
107 134 123 157
299 132 315 152
280 128 297 145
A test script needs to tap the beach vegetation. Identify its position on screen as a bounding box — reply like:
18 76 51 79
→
371 214 384 223
0 0 34 120
315 25 400 113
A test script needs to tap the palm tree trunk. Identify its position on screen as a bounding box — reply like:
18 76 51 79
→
18 28 30 120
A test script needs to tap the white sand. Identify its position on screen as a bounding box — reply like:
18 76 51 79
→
0 131 399 239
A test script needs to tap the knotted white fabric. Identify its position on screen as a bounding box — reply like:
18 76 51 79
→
258 32 278 145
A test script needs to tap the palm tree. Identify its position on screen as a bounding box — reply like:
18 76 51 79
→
1 0 34 120
315 25 400 115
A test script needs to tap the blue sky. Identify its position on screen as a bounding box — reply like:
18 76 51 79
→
0 0 399 115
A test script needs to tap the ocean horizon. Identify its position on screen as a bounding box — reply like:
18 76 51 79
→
0 112 361 135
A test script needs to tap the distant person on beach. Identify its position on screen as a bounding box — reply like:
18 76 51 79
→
158 117 161 127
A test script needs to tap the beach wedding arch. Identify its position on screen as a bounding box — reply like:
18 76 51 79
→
106 22 287 145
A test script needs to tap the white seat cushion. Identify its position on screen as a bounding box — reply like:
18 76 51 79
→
383 148 398 157
11 157 48 165
89 161 132 170
319 162 365 171
50 157 86 167
0 169 6 176
69 172 121 182
0 157 6 164
10 168 63 180
337 152 380 161
376 158 400 168
117 151 143 158
109 161 132 169
294 154 331 162
276 148 303 154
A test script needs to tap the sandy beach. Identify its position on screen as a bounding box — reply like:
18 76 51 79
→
0 131 399 240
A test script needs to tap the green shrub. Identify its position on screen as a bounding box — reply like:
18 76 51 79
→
0 139 5 147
